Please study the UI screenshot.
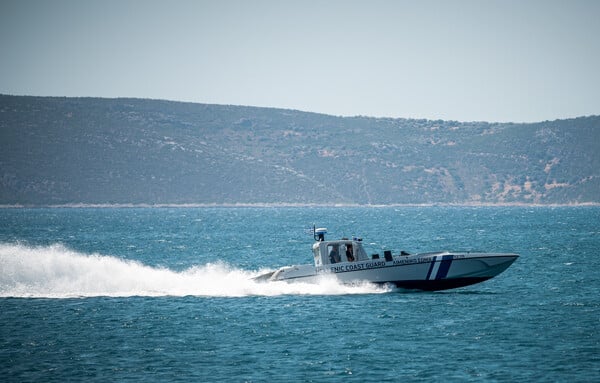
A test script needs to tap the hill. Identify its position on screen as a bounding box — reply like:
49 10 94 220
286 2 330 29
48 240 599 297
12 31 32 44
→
1 95 599 205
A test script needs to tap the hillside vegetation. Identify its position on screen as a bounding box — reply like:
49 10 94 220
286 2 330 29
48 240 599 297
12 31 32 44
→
1 95 599 205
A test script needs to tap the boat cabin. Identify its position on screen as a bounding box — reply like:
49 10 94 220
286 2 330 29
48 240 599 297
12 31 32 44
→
312 239 370 266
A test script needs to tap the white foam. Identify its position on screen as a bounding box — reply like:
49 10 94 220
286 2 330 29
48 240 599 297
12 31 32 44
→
0 243 389 298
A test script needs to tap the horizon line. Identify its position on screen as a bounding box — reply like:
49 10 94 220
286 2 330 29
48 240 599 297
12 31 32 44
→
2 93 598 125
2 202 599 209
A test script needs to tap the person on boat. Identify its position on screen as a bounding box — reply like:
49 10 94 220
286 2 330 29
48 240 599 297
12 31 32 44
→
346 244 355 262
329 246 341 263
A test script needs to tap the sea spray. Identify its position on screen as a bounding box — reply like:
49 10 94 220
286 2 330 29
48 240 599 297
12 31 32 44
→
0 243 389 298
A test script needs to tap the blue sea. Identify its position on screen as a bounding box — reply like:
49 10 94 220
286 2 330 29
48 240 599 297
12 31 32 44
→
1 206 598 382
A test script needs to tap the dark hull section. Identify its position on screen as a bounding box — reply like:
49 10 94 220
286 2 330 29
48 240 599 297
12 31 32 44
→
390 277 492 291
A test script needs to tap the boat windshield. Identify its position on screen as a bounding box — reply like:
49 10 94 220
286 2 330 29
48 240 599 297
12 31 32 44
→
328 244 341 264
314 240 370 265
332 241 369 263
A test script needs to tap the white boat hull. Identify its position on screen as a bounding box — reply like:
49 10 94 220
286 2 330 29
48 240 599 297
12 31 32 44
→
262 252 518 291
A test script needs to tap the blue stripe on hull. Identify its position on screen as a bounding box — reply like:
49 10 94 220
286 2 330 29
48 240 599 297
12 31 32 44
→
425 259 436 280
435 255 453 280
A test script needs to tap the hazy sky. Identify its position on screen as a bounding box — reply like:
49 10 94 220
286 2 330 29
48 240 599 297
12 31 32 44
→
1 0 599 122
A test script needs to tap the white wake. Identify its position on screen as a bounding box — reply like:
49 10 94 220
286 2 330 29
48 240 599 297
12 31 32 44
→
0 243 389 298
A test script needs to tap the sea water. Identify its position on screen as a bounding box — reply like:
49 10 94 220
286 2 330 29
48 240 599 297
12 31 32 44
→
0 207 598 382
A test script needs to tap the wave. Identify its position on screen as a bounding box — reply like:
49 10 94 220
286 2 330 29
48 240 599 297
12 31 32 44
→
0 243 389 298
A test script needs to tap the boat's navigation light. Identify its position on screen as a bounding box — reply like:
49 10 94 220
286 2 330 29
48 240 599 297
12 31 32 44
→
314 227 328 241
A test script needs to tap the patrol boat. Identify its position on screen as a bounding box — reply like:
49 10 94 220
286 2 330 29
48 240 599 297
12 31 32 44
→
255 227 518 291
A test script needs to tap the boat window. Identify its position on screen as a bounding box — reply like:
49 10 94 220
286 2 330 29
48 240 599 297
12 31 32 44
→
344 243 355 262
354 243 369 261
328 244 341 264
